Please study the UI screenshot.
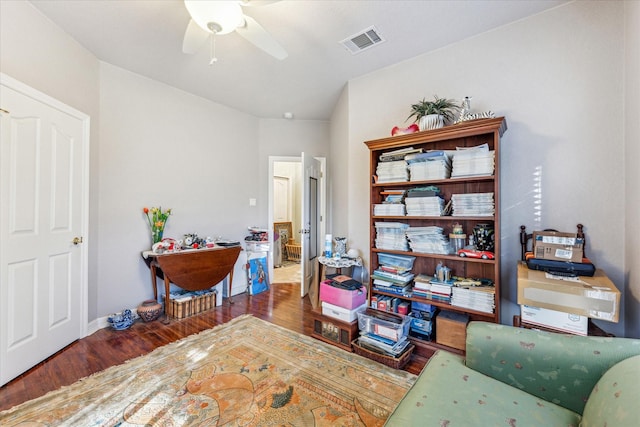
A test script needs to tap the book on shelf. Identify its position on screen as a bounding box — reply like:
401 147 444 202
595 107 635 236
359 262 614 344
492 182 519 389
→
373 285 411 297
372 269 415 283
379 147 422 162
380 189 406 195
430 281 453 295
413 281 431 292
372 275 413 288
414 273 433 284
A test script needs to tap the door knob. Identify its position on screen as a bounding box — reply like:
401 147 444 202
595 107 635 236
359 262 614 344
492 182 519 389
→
72 236 83 245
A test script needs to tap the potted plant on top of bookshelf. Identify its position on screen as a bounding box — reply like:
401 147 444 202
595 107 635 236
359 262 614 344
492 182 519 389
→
407 95 459 131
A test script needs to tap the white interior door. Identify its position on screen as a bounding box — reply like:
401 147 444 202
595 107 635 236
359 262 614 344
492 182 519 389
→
300 152 321 297
273 176 290 223
0 74 89 386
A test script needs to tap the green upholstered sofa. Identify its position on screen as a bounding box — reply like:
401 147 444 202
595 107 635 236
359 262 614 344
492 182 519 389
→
385 322 640 427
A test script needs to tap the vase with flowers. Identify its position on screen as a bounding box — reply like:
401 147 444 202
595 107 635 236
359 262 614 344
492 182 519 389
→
143 206 172 246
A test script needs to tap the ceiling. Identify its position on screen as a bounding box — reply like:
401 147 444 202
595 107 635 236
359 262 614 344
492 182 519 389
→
30 0 567 121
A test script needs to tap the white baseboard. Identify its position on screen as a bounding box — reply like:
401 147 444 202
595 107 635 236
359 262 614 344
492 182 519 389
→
84 285 224 337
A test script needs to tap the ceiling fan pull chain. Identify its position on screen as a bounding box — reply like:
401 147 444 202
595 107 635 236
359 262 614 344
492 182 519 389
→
209 32 218 65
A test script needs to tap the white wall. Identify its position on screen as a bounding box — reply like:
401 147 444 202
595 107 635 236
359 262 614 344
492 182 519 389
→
98 63 262 314
0 0 102 320
624 0 640 338
329 86 350 243
339 1 631 336
258 119 330 223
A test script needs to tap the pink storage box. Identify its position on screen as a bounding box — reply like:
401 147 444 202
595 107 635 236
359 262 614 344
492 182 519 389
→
319 279 367 309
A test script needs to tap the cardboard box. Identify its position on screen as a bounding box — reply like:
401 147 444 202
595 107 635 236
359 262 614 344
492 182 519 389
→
517 262 619 322
321 301 366 323
533 230 584 262
435 311 469 350
520 305 588 336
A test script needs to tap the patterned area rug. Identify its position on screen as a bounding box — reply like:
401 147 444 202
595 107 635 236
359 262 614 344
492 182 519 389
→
0 315 416 426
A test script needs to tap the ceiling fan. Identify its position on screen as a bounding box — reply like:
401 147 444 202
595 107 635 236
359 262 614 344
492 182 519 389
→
182 0 288 62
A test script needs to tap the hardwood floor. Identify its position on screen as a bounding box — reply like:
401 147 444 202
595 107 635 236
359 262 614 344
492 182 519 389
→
0 282 427 412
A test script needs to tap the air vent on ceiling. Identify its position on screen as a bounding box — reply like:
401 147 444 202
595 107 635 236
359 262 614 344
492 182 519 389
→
340 26 385 54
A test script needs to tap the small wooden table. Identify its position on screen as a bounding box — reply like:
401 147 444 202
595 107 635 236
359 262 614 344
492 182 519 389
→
143 246 242 314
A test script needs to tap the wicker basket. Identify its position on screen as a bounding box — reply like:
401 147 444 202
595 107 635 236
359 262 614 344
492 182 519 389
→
285 243 301 261
352 340 414 369
166 291 216 319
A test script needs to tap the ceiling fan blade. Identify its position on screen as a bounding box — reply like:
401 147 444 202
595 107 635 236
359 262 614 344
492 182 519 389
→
182 19 209 54
236 15 287 60
240 1 280 7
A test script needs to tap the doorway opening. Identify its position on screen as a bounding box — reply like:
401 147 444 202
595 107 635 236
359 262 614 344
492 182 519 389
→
268 155 326 291
272 160 302 284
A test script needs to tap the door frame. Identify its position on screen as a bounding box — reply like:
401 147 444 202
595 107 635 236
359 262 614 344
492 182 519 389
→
268 155 326 288
0 73 90 340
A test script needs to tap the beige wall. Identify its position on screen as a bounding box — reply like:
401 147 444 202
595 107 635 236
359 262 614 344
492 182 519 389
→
624 0 640 338
337 0 632 337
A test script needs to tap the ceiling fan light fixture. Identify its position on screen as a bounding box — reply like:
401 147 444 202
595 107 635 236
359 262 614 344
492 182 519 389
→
185 1 243 35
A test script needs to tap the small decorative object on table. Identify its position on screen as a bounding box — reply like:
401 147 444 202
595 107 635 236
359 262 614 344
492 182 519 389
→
334 237 347 258
107 309 134 330
137 299 162 322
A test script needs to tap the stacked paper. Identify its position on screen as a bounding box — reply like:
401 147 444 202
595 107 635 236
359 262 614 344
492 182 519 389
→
375 222 409 251
405 226 451 254
451 192 494 217
406 151 452 180
451 285 495 313
376 160 409 183
451 145 495 178
373 203 406 216
404 196 444 216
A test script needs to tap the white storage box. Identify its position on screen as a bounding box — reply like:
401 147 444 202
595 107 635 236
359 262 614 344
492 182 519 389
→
520 305 588 336
321 301 366 323
245 240 269 252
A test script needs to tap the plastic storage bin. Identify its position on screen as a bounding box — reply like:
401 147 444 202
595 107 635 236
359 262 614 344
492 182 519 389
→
377 253 416 272
357 311 411 342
